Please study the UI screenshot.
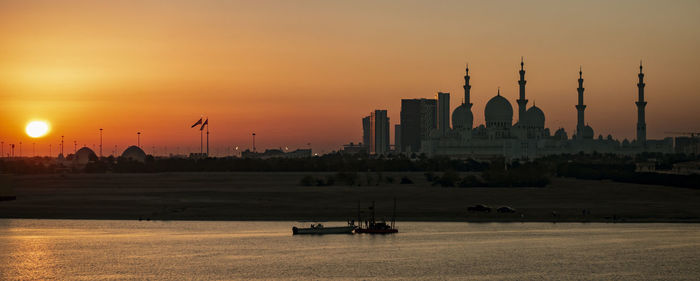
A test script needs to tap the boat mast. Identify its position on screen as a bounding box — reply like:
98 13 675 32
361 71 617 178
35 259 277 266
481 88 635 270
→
392 197 396 229
357 201 361 228
371 200 375 226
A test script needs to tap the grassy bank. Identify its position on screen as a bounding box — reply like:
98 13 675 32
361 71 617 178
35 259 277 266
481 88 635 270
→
0 172 699 222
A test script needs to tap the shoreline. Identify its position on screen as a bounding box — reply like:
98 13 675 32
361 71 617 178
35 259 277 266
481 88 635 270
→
2 216 700 224
2 172 699 224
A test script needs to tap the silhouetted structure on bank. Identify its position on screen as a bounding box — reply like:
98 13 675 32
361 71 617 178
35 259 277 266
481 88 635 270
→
363 59 674 158
369 110 390 155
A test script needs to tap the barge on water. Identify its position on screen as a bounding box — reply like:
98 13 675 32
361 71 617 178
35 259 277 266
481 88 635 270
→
292 223 355 235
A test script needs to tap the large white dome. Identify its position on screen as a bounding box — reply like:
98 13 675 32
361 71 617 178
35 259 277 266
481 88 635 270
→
485 93 513 126
451 103 473 129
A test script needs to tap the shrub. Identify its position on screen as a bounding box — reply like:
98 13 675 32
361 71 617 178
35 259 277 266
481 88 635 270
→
300 175 315 186
334 172 358 185
400 176 414 184
434 171 460 187
458 175 484 187
385 176 395 184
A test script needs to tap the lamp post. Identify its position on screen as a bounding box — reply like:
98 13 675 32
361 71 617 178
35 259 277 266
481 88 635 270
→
99 128 103 158
252 133 256 152
137 132 141 148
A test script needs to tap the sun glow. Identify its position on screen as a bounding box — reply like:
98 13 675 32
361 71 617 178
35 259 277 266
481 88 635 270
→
25 121 50 138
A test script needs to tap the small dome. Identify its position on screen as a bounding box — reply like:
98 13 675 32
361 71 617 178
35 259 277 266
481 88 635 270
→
451 104 473 129
121 146 146 162
484 94 513 126
554 128 568 140
583 125 594 139
75 147 97 164
524 106 545 128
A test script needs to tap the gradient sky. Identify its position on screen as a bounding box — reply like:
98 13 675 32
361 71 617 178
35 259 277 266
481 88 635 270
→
1 0 699 156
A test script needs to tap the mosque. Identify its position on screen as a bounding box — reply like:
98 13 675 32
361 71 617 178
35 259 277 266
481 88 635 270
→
418 59 673 159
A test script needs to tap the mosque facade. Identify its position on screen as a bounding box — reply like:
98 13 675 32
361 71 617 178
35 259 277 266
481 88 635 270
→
416 59 673 159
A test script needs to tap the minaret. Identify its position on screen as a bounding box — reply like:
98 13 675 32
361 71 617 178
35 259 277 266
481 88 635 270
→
463 63 474 128
516 57 528 126
575 67 586 140
636 62 647 145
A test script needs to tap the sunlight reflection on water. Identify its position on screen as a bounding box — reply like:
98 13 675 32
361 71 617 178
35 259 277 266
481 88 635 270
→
1 220 699 280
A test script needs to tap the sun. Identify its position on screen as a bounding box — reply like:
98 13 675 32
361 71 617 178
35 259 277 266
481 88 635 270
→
26 121 50 138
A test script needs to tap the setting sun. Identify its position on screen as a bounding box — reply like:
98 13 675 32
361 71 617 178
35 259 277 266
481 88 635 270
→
25 121 50 138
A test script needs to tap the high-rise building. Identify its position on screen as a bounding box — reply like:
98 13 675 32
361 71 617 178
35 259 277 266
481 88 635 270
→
369 110 390 155
437 92 450 135
394 124 402 152
362 116 371 147
400 99 437 152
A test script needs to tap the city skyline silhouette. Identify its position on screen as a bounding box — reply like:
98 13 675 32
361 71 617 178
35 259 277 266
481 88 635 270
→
1 0 699 154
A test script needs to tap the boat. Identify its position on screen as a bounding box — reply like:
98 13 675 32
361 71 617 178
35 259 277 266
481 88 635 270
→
355 199 398 234
292 223 355 235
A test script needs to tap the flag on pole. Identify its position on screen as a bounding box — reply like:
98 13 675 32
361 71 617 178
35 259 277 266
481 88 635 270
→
191 118 203 128
200 119 208 131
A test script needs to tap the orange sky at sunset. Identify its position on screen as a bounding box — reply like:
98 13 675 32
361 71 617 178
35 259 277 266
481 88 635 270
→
1 0 699 156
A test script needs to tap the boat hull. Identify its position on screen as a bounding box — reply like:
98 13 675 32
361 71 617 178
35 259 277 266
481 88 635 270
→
292 226 355 235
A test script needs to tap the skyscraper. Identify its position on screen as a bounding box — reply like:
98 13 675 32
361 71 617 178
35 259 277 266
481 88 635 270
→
400 98 437 152
362 116 371 147
369 110 390 155
437 92 450 136
394 124 401 153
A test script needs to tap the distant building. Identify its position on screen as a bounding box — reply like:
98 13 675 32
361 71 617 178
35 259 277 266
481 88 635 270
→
671 161 700 175
635 161 656 173
75 147 97 165
400 98 437 153
675 136 699 155
362 116 371 148
341 142 367 155
437 92 450 136
369 109 390 155
122 146 147 162
242 148 312 159
414 60 672 159
394 124 402 153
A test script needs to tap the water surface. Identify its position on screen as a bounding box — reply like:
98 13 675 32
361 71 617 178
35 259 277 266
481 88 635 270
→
1 220 699 280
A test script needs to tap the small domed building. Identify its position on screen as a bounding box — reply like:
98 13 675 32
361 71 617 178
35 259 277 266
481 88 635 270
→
75 147 98 165
121 146 146 162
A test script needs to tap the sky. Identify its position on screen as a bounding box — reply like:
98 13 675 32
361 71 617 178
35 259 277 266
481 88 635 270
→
1 0 699 156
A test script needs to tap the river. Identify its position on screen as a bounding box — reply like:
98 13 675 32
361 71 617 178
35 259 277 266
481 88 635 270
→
1 220 699 280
